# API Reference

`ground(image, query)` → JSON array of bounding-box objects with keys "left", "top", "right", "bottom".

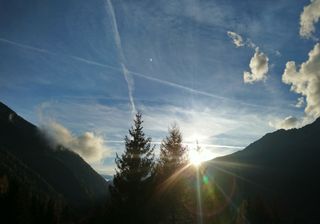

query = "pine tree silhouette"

[
  {"left": 155, "top": 124, "right": 189, "bottom": 223},
  {"left": 109, "top": 112, "right": 155, "bottom": 223}
]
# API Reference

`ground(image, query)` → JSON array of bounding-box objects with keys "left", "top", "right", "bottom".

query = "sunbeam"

[
  {"left": 1, "top": 0, "right": 320, "bottom": 223},
  {"left": 207, "top": 160, "right": 270, "bottom": 192},
  {"left": 155, "top": 163, "right": 192, "bottom": 196},
  {"left": 196, "top": 168, "right": 204, "bottom": 224}
]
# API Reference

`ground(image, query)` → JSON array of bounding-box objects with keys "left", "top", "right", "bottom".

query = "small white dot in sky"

[{"left": 149, "top": 58, "right": 153, "bottom": 62}]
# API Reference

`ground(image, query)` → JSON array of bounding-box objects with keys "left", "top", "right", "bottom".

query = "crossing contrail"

[
  {"left": 0, "top": 37, "right": 228, "bottom": 102},
  {"left": 0, "top": 37, "right": 280, "bottom": 111},
  {"left": 105, "top": 0, "right": 136, "bottom": 114}
]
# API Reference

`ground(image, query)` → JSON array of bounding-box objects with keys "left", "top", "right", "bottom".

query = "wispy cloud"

[
  {"left": 269, "top": 116, "right": 301, "bottom": 130},
  {"left": 37, "top": 100, "right": 273, "bottom": 153},
  {"left": 105, "top": 0, "right": 136, "bottom": 114},
  {"left": 163, "top": 0, "right": 233, "bottom": 28},
  {"left": 227, "top": 31, "right": 244, "bottom": 47},
  {"left": 226, "top": 31, "right": 256, "bottom": 49}
]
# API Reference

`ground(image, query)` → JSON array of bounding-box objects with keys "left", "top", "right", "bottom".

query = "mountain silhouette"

[
  {"left": 207, "top": 117, "right": 320, "bottom": 222},
  {"left": 2, "top": 100, "right": 320, "bottom": 223},
  {"left": 0, "top": 102, "right": 109, "bottom": 222}
]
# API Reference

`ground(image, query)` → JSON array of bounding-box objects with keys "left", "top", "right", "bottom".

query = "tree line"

[
  {"left": 0, "top": 111, "right": 280, "bottom": 223},
  {"left": 106, "top": 112, "right": 236, "bottom": 224},
  {"left": 107, "top": 112, "right": 189, "bottom": 223}
]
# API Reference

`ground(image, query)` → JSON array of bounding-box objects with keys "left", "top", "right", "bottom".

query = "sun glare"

[
  {"left": 189, "top": 148, "right": 214, "bottom": 167},
  {"left": 189, "top": 150, "right": 203, "bottom": 166}
]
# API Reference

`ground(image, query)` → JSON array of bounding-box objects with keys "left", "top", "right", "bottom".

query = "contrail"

[
  {"left": 0, "top": 38, "right": 56, "bottom": 55},
  {"left": 0, "top": 37, "right": 228, "bottom": 103},
  {"left": 104, "top": 0, "right": 136, "bottom": 114},
  {"left": 0, "top": 37, "right": 281, "bottom": 111},
  {"left": 106, "top": 140, "right": 244, "bottom": 149}
]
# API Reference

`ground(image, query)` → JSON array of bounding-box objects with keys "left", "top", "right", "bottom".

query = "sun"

[
  {"left": 189, "top": 150, "right": 203, "bottom": 166},
  {"left": 188, "top": 148, "right": 215, "bottom": 167}
]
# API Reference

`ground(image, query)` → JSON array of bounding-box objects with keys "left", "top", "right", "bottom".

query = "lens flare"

[
  {"left": 189, "top": 148, "right": 215, "bottom": 167},
  {"left": 189, "top": 150, "right": 203, "bottom": 166}
]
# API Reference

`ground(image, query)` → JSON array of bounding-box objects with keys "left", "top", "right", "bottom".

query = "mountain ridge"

[
  {"left": 0, "top": 101, "right": 109, "bottom": 221},
  {"left": 207, "top": 116, "right": 320, "bottom": 222}
]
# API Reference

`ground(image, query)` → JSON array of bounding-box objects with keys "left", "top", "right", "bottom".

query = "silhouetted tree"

[
  {"left": 109, "top": 112, "right": 155, "bottom": 223},
  {"left": 155, "top": 124, "right": 189, "bottom": 223},
  {"left": 159, "top": 124, "right": 187, "bottom": 170}
]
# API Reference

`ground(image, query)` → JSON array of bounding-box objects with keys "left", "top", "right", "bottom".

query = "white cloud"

[
  {"left": 282, "top": 43, "right": 320, "bottom": 119},
  {"left": 227, "top": 31, "right": 244, "bottom": 47},
  {"left": 243, "top": 48, "right": 269, "bottom": 83},
  {"left": 41, "top": 121, "right": 110, "bottom": 163},
  {"left": 166, "top": 1, "right": 233, "bottom": 27},
  {"left": 269, "top": 116, "right": 300, "bottom": 130},
  {"left": 295, "top": 96, "right": 305, "bottom": 108},
  {"left": 299, "top": 0, "right": 320, "bottom": 39},
  {"left": 226, "top": 32, "right": 269, "bottom": 84},
  {"left": 274, "top": 43, "right": 320, "bottom": 129},
  {"left": 227, "top": 31, "right": 256, "bottom": 49}
]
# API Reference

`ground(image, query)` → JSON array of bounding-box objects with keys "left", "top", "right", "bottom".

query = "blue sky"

[{"left": 1, "top": 0, "right": 320, "bottom": 174}]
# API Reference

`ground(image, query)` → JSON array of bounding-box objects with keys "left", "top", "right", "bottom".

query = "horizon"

[{"left": 1, "top": 0, "right": 320, "bottom": 175}]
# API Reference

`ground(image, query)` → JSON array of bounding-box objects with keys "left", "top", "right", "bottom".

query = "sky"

[{"left": 1, "top": 0, "right": 320, "bottom": 175}]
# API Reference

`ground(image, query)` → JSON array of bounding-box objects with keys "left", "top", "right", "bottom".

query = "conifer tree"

[
  {"left": 109, "top": 112, "right": 155, "bottom": 223},
  {"left": 156, "top": 124, "right": 189, "bottom": 223},
  {"left": 159, "top": 124, "right": 187, "bottom": 173}
]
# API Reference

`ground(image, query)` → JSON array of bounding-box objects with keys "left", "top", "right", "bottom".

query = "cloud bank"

[
  {"left": 41, "top": 121, "right": 109, "bottom": 163},
  {"left": 271, "top": 1, "right": 320, "bottom": 130},
  {"left": 282, "top": 43, "right": 320, "bottom": 119},
  {"left": 299, "top": 0, "right": 320, "bottom": 39},
  {"left": 243, "top": 48, "right": 269, "bottom": 83},
  {"left": 269, "top": 116, "right": 300, "bottom": 130},
  {"left": 274, "top": 43, "right": 320, "bottom": 129}
]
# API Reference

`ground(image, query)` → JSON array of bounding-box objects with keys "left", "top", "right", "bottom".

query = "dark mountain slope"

[
  {"left": 206, "top": 118, "right": 320, "bottom": 222},
  {"left": 0, "top": 102, "right": 109, "bottom": 221}
]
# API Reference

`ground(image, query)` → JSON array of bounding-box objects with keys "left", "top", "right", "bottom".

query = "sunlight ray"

[
  {"left": 209, "top": 160, "right": 257, "bottom": 169},
  {"left": 208, "top": 162, "right": 270, "bottom": 192},
  {"left": 155, "top": 163, "right": 192, "bottom": 196},
  {"left": 196, "top": 168, "right": 204, "bottom": 224}
]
